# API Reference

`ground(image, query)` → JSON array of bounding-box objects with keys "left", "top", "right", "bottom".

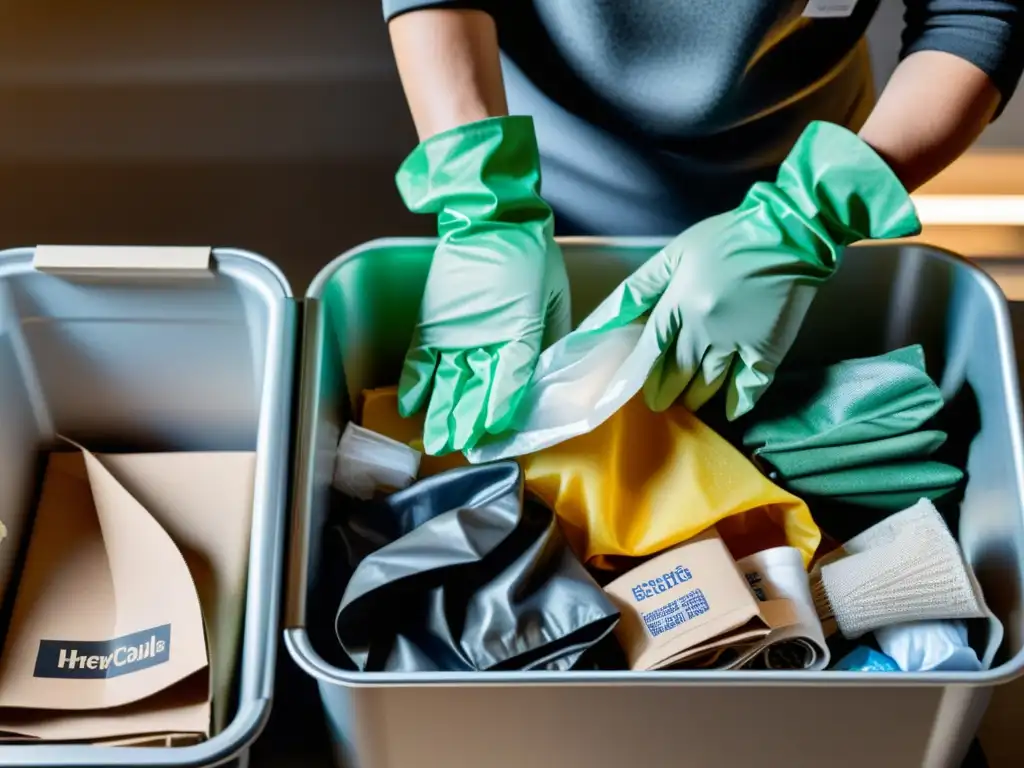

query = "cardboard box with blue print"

[
  {"left": 604, "top": 529, "right": 825, "bottom": 671},
  {"left": 0, "top": 441, "right": 254, "bottom": 745}
]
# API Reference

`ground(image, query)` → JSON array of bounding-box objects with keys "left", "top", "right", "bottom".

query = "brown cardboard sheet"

[{"left": 0, "top": 444, "right": 254, "bottom": 744}]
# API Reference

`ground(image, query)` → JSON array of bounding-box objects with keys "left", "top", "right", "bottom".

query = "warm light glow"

[{"left": 911, "top": 195, "right": 1024, "bottom": 226}]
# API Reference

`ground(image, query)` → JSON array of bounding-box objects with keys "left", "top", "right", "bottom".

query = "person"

[{"left": 381, "top": 1, "right": 1023, "bottom": 456}]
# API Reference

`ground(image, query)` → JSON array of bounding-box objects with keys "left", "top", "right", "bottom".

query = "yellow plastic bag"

[{"left": 360, "top": 387, "right": 820, "bottom": 569}]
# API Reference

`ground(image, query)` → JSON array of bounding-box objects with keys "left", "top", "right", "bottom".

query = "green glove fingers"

[
  {"left": 423, "top": 353, "right": 472, "bottom": 456},
  {"left": 681, "top": 347, "right": 738, "bottom": 414},
  {"left": 418, "top": 338, "right": 548, "bottom": 456},
  {"left": 395, "top": 116, "right": 569, "bottom": 455},
  {"left": 487, "top": 338, "right": 541, "bottom": 432},
  {"left": 641, "top": 315, "right": 719, "bottom": 414},
  {"left": 452, "top": 342, "right": 539, "bottom": 450},
  {"left": 416, "top": 341, "right": 540, "bottom": 454},
  {"left": 541, "top": 256, "right": 573, "bottom": 346},
  {"left": 397, "top": 345, "right": 438, "bottom": 419},
  {"left": 725, "top": 352, "right": 775, "bottom": 422},
  {"left": 575, "top": 247, "right": 677, "bottom": 336},
  {"left": 638, "top": 281, "right": 693, "bottom": 412},
  {"left": 449, "top": 348, "right": 498, "bottom": 452}
]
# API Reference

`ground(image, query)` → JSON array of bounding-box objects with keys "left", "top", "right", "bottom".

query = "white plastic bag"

[
  {"left": 874, "top": 621, "right": 982, "bottom": 672},
  {"left": 467, "top": 313, "right": 661, "bottom": 462},
  {"left": 334, "top": 423, "right": 421, "bottom": 500}
]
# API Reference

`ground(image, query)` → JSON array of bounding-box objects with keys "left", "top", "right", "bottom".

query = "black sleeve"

[
  {"left": 383, "top": 0, "right": 495, "bottom": 22},
  {"left": 901, "top": 0, "right": 1024, "bottom": 112}
]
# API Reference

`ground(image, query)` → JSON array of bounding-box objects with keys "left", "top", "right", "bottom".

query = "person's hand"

[
  {"left": 580, "top": 121, "right": 922, "bottom": 419},
  {"left": 396, "top": 116, "right": 570, "bottom": 455}
]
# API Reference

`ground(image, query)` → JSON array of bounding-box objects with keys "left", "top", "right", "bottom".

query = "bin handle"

[{"left": 33, "top": 245, "right": 213, "bottom": 277}]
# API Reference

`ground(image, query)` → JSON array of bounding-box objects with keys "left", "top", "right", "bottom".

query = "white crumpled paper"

[{"left": 736, "top": 546, "right": 830, "bottom": 671}]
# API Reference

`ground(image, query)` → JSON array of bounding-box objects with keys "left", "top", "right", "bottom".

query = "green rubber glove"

[
  {"left": 579, "top": 121, "right": 922, "bottom": 420},
  {"left": 742, "top": 345, "right": 964, "bottom": 510},
  {"left": 395, "top": 117, "right": 570, "bottom": 456}
]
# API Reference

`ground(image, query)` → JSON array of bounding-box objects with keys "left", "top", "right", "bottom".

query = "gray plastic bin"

[
  {"left": 0, "top": 246, "right": 296, "bottom": 767},
  {"left": 286, "top": 237, "right": 1024, "bottom": 768}
]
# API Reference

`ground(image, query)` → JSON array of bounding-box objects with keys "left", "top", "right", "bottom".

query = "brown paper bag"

[
  {"left": 604, "top": 529, "right": 802, "bottom": 671},
  {"left": 0, "top": 444, "right": 255, "bottom": 743}
]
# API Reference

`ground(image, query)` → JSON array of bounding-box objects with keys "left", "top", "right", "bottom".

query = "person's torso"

[
  {"left": 498, "top": 0, "right": 880, "bottom": 148},
  {"left": 494, "top": 0, "right": 880, "bottom": 233}
]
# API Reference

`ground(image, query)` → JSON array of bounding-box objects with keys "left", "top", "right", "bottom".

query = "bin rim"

[
  {"left": 304, "top": 236, "right": 651, "bottom": 299},
  {"left": 0, "top": 245, "right": 293, "bottom": 766},
  {"left": 214, "top": 245, "right": 294, "bottom": 299},
  {"left": 288, "top": 236, "right": 1024, "bottom": 690},
  {"left": 0, "top": 245, "right": 294, "bottom": 300},
  {"left": 284, "top": 625, "right": 1003, "bottom": 688},
  {"left": 0, "top": 698, "right": 271, "bottom": 768}
]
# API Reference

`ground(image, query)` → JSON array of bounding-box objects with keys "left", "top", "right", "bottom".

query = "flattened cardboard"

[
  {"left": 604, "top": 529, "right": 804, "bottom": 671},
  {"left": 97, "top": 451, "right": 255, "bottom": 732},
  {"left": 0, "top": 446, "right": 255, "bottom": 743},
  {"left": 0, "top": 672, "right": 209, "bottom": 743}
]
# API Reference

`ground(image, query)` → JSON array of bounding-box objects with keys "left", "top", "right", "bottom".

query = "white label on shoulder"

[{"left": 802, "top": 0, "right": 858, "bottom": 18}]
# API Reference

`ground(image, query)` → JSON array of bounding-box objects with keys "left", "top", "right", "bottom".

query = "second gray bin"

[
  {"left": 0, "top": 246, "right": 296, "bottom": 767},
  {"left": 287, "top": 237, "right": 1024, "bottom": 768}
]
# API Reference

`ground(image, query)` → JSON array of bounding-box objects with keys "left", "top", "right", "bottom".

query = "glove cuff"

[
  {"left": 775, "top": 121, "right": 922, "bottom": 247},
  {"left": 395, "top": 116, "right": 553, "bottom": 238}
]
